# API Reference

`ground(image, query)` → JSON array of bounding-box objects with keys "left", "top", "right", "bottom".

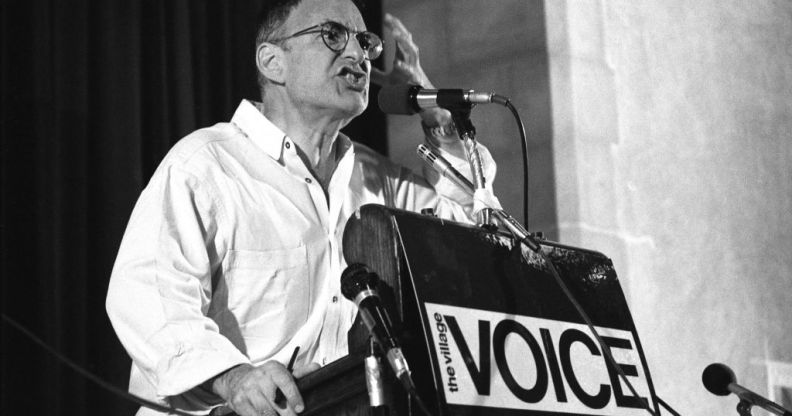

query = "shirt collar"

[
  {"left": 231, "top": 99, "right": 288, "bottom": 161},
  {"left": 230, "top": 99, "right": 355, "bottom": 164}
]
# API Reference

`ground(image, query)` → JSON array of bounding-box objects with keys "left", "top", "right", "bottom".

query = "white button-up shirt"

[{"left": 106, "top": 100, "right": 497, "bottom": 414}]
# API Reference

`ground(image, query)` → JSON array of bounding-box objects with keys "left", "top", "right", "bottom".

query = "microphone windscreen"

[
  {"left": 340, "top": 263, "right": 379, "bottom": 300},
  {"left": 702, "top": 363, "right": 736, "bottom": 396},
  {"left": 377, "top": 84, "right": 419, "bottom": 115}
]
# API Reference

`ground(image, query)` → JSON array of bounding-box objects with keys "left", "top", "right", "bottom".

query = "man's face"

[{"left": 278, "top": 0, "right": 371, "bottom": 121}]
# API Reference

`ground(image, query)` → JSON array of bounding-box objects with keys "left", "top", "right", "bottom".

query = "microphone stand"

[
  {"left": 733, "top": 391, "right": 792, "bottom": 416},
  {"left": 447, "top": 105, "right": 493, "bottom": 227},
  {"left": 737, "top": 399, "right": 753, "bottom": 416},
  {"left": 365, "top": 339, "right": 389, "bottom": 416}
]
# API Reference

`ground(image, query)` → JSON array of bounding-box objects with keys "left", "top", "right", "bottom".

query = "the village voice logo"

[{"left": 425, "top": 303, "right": 653, "bottom": 415}]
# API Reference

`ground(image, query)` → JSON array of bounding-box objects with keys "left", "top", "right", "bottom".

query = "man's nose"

[{"left": 341, "top": 34, "right": 366, "bottom": 63}]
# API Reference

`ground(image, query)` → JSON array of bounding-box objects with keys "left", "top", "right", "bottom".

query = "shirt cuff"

[{"left": 150, "top": 327, "right": 250, "bottom": 398}]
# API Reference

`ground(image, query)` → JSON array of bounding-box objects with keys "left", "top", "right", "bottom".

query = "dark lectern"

[{"left": 297, "top": 204, "right": 658, "bottom": 416}]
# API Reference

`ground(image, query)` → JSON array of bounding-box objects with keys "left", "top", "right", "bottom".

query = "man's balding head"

[{"left": 254, "top": 0, "right": 365, "bottom": 93}]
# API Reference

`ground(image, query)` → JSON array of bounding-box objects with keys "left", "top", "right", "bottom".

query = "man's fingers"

[
  {"left": 232, "top": 380, "right": 279, "bottom": 416},
  {"left": 229, "top": 395, "right": 263, "bottom": 416},
  {"left": 270, "top": 391, "right": 298, "bottom": 416},
  {"left": 392, "top": 38, "right": 406, "bottom": 62},
  {"left": 385, "top": 15, "right": 417, "bottom": 48},
  {"left": 216, "top": 361, "right": 307, "bottom": 416},
  {"left": 384, "top": 13, "right": 411, "bottom": 41},
  {"left": 379, "top": 13, "right": 428, "bottom": 87},
  {"left": 248, "top": 387, "right": 278, "bottom": 416},
  {"left": 386, "top": 16, "right": 418, "bottom": 65},
  {"left": 270, "top": 368, "right": 304, "bottom": 413}
]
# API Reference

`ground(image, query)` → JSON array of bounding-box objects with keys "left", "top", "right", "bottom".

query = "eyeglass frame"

[{"left": 267, "top": 20, "right": 383, "bottom": 60}]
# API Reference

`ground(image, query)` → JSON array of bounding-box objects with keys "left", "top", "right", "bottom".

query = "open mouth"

[{"left": 338, "top": 66, "right": 367, "bottom": 91}]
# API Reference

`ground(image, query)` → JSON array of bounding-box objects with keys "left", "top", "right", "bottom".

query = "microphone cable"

[
  {"left": 500, "top": 98, "right": 530, "bottom": 229},
  {"left": 657, "top": 396, "right": 682, "bottom": 416},
  {"left": 1, "top": 313, "right": 194, "bottom": 416},
  {"left": 525, "top": 250, "right": 662, "bottom": 416},
  {"left": 409, "top": 388, "right": 434, "bottom": 416}
]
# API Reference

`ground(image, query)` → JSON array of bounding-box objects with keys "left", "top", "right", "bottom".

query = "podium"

[{"left": 297, "top": 204, "right": 658, "bottom": 416}]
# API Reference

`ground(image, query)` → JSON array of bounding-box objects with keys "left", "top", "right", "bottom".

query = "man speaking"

[{"left": 106, "top": 0, "right": 498, "bottom": 415}]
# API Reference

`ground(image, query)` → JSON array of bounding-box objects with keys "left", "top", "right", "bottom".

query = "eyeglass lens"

[{"left": 322, "top": 22, "right": 382, "bottom": 60}]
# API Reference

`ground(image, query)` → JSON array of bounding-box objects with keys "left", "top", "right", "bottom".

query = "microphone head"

[
  {"left": 702, "top": 363, "right": 736, "bottom": 396},
  {"left": 377, "top": 84, "right": 421, "bottom": 115},
  {"left": 341, "top": 263, "right": 380, "bottom": 301}
]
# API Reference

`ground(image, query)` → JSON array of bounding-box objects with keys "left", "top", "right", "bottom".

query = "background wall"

[
  {"left": 387, "top": 0, "right": 792, "bottom": 415},
  {"left": 546, "top": 1, "right": 792, "bottom": 414}
]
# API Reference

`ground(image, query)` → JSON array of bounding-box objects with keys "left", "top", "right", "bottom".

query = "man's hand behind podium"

[{"left": 212, "top": 361, "right": 320, "bottom": 416}]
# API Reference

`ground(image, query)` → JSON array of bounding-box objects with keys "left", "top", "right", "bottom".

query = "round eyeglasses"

[{"left": 271, "top": 21, "right": 383, "bottom": 60}]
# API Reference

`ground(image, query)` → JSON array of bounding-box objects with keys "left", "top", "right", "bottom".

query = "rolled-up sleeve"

[{"left": 106, "top": 161, "right": 248, "bottom": 405}]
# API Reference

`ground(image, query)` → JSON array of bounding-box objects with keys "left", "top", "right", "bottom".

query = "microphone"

[
  {"left": 341, "top": 264, "right": 416, "bottom": 393},
  {"left": 378, "top": 84, "right": 508, "bottom": 115},
  {"left": 702, "top": 363, "right": 792, "bottom": 416},
  {"left": 416, "top": 144, "right": 541, "bottom": 252},
  {"left": 416, "top": 144, "right": 475, "bottom": 194}
]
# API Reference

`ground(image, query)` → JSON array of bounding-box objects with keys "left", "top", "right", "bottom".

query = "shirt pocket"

[{"left": 223, "top": 245, "right": 309, "bottom": 333}]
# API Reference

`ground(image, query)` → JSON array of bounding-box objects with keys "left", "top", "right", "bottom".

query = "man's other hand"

[
  {"left": 212, "top": 361, "right": 320, "bottom": 416},
  {"left": 371, "top": 13, "right": 433, "bottom": 89},
  {"left": 372, "top": 13, "right": 462, "bottom": 153}
]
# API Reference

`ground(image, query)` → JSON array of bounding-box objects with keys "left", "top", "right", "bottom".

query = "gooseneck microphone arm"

[
  {"left": 448, "top": 104, "right": 493, "bottom": 226},
  {"left": 703, "top": 363, "right": 792, "bottom": 416}
]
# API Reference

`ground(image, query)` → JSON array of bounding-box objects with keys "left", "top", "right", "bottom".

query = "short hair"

[
  {"left": 253, "top": 0, "right": 367, "bottom": 93},
  {"left": 254, "top": 0, "right": 304, "bottom": 91}
]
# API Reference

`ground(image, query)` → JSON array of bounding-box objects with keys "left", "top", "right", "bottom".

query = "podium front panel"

[{"left": 343, "top": 205, "right": 658, "bottom": 416}]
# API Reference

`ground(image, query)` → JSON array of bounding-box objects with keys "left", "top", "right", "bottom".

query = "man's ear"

[{"left": 256, "top": 42, "right": 286, "bottom": 84}]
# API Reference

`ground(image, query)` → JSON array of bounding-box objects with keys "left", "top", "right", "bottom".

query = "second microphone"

[{"left": 341, "top": 263, "right": 416, "bottom": 393}]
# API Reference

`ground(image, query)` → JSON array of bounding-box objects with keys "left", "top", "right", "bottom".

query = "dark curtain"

[{"left": 0, "top": 0, "right": 384, "bottom": 414}]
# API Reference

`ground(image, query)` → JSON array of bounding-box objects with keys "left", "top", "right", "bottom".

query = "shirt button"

[
  {"left": 332, "top": 296, "right": 338, "bottom": 303},
  {"left": 305, "top": 178, "right": 312, "bottom": 184},
  {"left": 285, "top": 141, "right": 291, "bottom": 149},
  {"left": 322, "top": 357, "right": 327, "bottom": 365}
]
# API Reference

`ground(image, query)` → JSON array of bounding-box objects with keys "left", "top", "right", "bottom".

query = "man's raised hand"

[{"left": 371, "top": 13, "right": 434, "bottom": 89}]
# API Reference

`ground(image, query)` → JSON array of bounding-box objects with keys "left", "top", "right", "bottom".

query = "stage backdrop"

[{"left": 0, "top": 0, "right": 383, "bottom": 414}]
